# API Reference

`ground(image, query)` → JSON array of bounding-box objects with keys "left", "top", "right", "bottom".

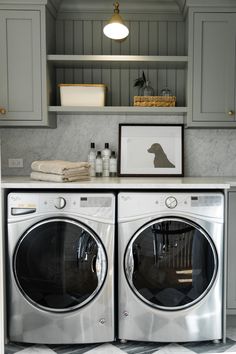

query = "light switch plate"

[{"left": 8, "top": 158, "right": 24, "bottom": 168}]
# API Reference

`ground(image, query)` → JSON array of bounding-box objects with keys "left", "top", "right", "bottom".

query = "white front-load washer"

[
  {"left": 118, "top": 192, "right": 224, "bottom": 342},
  {"left": 7, "top": 192, "right": 115, "bottom": 344}
]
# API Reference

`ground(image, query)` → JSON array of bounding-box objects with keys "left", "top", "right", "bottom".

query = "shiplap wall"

[{"left": 55, "top": 16, "right": 186, "bottom": 106}]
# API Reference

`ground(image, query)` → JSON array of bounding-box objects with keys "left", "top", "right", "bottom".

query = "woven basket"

[{"left": 134, "top": 95, "right": 176, "bottom": 107}]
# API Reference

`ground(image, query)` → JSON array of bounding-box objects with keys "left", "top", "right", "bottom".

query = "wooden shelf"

[
  {"left": 47, "top": 55, "right": 188, "bottom": 69},
  {"left": 49, "top": 106, "right": 188, "bottom": 115}
]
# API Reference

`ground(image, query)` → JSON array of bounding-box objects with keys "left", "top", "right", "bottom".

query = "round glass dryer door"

[
  {"left": 14, "top": 218, "right": 107, "bottom": 312},
  {"left": 124, "top": 218, "right": 218, "bottom": 310}
]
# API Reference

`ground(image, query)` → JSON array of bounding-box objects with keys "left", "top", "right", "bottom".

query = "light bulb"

[
  {"left": 103, "top": 2, "right": 129, "bottom": 40},
  {"left": 103, "top": 22, "right": 129, "bottom": 40}
]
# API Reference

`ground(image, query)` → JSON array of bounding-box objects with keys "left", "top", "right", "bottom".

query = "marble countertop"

[{"left": 1, "top": 176, "right": 236, "bottom": 189}]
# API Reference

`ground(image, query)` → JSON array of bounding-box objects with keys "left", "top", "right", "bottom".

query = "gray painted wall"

[{"left": 0, "top": 115, "right": 235, "bottom": 177}]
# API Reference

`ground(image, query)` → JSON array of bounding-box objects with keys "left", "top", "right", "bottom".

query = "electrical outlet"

[{"left": 8, "top": 158, "right": 24, "bottom": 168}]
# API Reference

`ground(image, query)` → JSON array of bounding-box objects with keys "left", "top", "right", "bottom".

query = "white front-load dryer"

[
  {"left": 7, "top": 192, "right": 115, "bottom": 344},
  {"left": 118, "top": 192, "right": 224, "bottom": 342}
]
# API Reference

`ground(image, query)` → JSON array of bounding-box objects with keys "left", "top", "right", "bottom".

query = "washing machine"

[
  {"left": 118, "top": 192, "right": 224, "bottom": 342},
  {"left": 7, "top": 192, "right": 115, "bottom": 344}
]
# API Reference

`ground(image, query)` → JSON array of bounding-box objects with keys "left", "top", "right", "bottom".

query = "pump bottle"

[
  {"left": 109, "top": 151, "right": 117, "bottom": 177},
  {"left": 95, "top": 151, "right": 103, "bottom": 177},
  {"left": 88, "top": 142, "right": 96, "bottom": 177},
  {"left": 101, "top": 143, "right": 111, "bottom": 177}
]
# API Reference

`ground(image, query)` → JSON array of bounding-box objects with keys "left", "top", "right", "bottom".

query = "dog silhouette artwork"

[{"left": 147, "top": 143, "right": 175, "bottom": 168}]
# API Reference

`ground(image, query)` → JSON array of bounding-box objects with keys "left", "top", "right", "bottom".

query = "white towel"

[
  {"left": 62, "top": 168, "right": 90, "bottom": 177},
  {"left": 30, "top": 171, "right": 90, "bottom": 183},
  {"left": 31, "top": 160, "right": 90, "bottom": 175}
]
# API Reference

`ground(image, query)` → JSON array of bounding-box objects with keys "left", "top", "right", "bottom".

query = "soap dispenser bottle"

[
  {"left": 109, "top": 151, "right": 117, "bottom": 177},
  {"left": 95, "top": 151, "right": 103, "bottom": 177},
  {"left": 88, "top": 142, "right": 96, "bottom": 177},
  {"left": 101, "top": 143, "right": 111, "bottom": 177}
]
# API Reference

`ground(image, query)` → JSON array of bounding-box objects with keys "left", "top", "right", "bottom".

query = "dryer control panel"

[{"left": 118, "top": 192, "right": 224, "bottom": 221}]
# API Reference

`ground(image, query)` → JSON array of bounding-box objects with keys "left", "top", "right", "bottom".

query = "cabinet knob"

[
  {"left": 228, "top": 110, "right": 234, "bottom": 116},
  {"left": 0, "top": 107, "right": 6, "bottom": 115}
]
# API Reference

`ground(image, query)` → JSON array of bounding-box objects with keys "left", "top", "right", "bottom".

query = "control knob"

[
  {"left": 165, "top": 196, "right": 177, "bottom": 209},
  {"left": 54, "top": 197, "right": 66, "bottom": 209}
]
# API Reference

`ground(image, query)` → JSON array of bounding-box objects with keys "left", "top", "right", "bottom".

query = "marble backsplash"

[{"left": 0, "top": 114, "right": 235, "bottom": 177}]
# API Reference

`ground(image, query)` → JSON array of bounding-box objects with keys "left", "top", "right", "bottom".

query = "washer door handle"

[
  {"left": 91, "top": 255, "right": 97, "bottom": 273},
  {"left": 126, "top": 247, "right": 134, "bottom": 280}
]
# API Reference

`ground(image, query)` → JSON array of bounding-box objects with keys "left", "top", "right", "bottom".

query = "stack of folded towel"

[{"left": 30, "top": 160, "right": 90, "bottom": 182}]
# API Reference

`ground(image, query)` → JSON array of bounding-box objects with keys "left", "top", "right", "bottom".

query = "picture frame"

[{"left": 118, "top": 124, "right": 184, "bottom": 177}]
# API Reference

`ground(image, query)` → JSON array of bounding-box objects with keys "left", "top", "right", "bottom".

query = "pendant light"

[{"left": 103, "top": 1, "right": 129, "bottom": 40}]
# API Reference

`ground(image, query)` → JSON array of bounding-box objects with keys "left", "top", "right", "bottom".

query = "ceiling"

[{"left": 52, "top": 0, "right": 186, "bottom": 14}]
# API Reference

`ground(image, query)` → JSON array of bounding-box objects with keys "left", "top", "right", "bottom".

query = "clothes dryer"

[
  {"left": 7, "top": 192, "right": 115, "bottom": 344},
  {"left": 118, "top": 192, "right": 224, "bottom": 342}
]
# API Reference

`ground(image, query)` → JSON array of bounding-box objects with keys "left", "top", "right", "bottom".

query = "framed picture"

[{"left": 118, "top": 124, "right": 184, "bottom": 177}]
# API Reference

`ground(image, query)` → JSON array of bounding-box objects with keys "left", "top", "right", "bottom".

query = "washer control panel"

[
  {"left": 8, "top": 193, "right": 115, "bottom": 223},
  {"left": 165, "top": 196, "right": 178, "bottom": 209}
]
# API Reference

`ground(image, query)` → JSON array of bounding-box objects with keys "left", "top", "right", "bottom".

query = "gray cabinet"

[
  {"left": 188, "top": 12, "right": 236, "bottom": 128},
  {"left": 227, "top": 191, "right": 236, "bottom": 310},
  {"left": 0, "top": 8, "right": 55, "bottom": 127}
]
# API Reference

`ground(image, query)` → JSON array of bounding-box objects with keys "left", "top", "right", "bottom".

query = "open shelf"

[
  {"left": 48, "top": 55, "right": 188, "bottom": 115},
  {"left": 49, "top": 106, "right": 188, "bottom": 115},
  {"left": 47, "top": 55, "right": 188, "bottom": 69}
]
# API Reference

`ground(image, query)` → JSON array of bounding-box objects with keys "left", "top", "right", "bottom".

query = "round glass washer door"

[
  {"left": 124, "top": 217, "right": 218, "bottom": 311},
  {"left": 13, "top": 218, "right": 107, "bottom": 312}
]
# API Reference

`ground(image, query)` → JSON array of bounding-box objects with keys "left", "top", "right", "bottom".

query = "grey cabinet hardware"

[{"left": 0, "top": 107, "right": 6, "bottom": 115}]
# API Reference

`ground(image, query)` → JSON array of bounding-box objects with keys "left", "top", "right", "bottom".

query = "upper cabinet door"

[
  {"left": 0, "top": 10, "right": 42, "bottom": 123},
  {"left": 188, "top": 12, "right": 236, "bottom": 127}
]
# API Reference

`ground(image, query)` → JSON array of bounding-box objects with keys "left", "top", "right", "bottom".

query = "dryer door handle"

[
  {"left": 92, "top": 246, "right": 107, "bottom": 287},
  {"left": 126, "top": 247, "right": 134, "bottom": 280}
]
